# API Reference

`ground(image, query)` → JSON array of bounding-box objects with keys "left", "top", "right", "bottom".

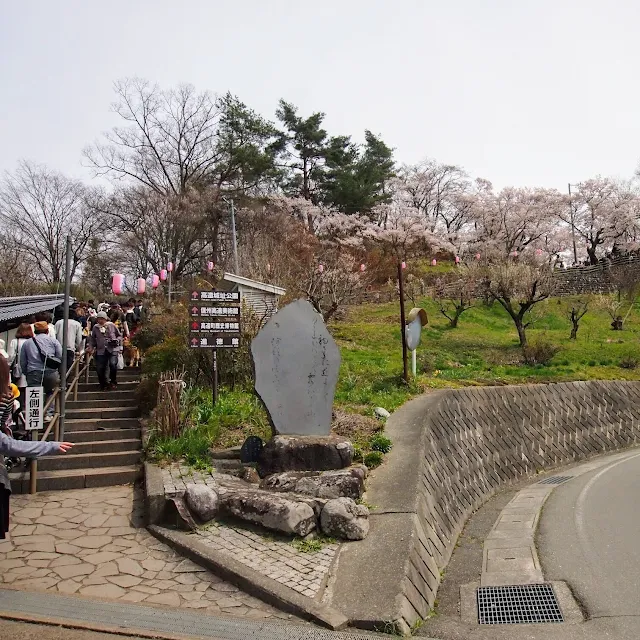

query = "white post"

[{"left": 412, "top": 349, "right": 417, "bottom": 378}]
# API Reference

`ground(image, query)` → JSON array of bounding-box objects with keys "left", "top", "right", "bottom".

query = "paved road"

[{"left": 537, "top": 450, "right": 640, "bottom": 640}]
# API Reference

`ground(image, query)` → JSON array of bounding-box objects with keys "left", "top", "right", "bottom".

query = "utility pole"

[
  {"left": 568, "top": 183, "right": 578, "bottom": 266},
  {"left": 223, "top": 197, "right": 240, "bottom": 275},
  {"left": 398, "top": 261, "right": 408, "bottom": 383},
  {"left": 59, "top": 235, "right": 72, "bottom": 441},
  {"left": 168, "top": 264, "right": 172, "bottom": 305}
]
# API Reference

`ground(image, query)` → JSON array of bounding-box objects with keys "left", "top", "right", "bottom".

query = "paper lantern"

[
  {"left": 360, "top": 264, "right": 366, "bottom": 272},
  {"left": 167, "top": 262, "right": 174, "bottom": 273},
  {"left": 111, "top": 274, "right": 124, "bottom": 296},
  {"left": 152, "top": 274, "right": 160, "bottom": 289},
  {"left": 455, "top": 256, "right": 460, "bottom": 264},
  {"left": 137, "top": 278, "right": 146, "bottom": 295},
  {"left": 431, "top": 259, "right": 437, "bottom": 267},
  {"left": 160, "top": 269, "right": 168, "bottom": 281},
  {"left": 318, "top": 264, "right": 324, "bottom": 273},
  {"left": 511, "top": 250, "right": 518, "bottom": 258},
  {"left": 475, "top": 253, "right": 481, "bottom": 260},
  {"left": 401, "top": 261, "right": 407, "bottom": 270},
  {"left": 536, "top": 248, "right": 543, "bottom": 256},
  {"left": 206, "top": 261, "right": 214, "bottom": 272}
]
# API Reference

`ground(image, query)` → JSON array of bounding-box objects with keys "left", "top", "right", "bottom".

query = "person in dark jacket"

[
  {"left": 0, "top": 355, "right": 73, "bottom": 538},
  {"left": 87, "top": 312, "right": 121, "bottom": 390}
]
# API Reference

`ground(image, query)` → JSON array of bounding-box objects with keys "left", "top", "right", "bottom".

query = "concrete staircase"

[{"left": 10, "top": 367, "right": 143, "bottom": 493}]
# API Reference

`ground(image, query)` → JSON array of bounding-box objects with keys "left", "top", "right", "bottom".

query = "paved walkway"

[
  {"left": 163, "top": 463, "right": 341, "bottom": 599},
  {"left": 0, "top": 485, "right": 290, "bottom": 621}
]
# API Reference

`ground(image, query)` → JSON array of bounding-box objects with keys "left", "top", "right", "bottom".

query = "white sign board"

[{"left": 25, "top": 387, "right": 43, "bottom": 431}]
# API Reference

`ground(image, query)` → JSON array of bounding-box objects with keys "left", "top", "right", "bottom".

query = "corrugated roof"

[
  {"left": 0, "top": 294, "right": 74, "bottom": 323},
  {"left": 221, "top": 273, "right": 286, "bottom": 296}
]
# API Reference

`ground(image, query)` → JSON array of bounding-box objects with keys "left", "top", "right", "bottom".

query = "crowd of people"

[{"left": 0, "top": 298, "right": 147, "bottom": 425}]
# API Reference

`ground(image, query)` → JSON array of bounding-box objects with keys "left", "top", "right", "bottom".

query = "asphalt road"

[{"left": 537, "top": 450, "right": 640, "bottom": 640}]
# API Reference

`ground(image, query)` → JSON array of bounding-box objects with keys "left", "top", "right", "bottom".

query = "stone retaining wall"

[{"left": 331, "top": 381, "right": 640, "bottom": 633}]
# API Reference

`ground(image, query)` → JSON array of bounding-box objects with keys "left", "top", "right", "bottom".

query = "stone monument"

[
  {"left": 251, "top": 299, "right": 353, "bottom": 477},
  {"left": 251, "top": 299, "right": 341, "bottom": 436}
]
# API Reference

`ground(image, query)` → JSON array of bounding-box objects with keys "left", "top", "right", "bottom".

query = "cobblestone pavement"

[
  {"left": 0, "top": 485, "right": 291, "bottom": 620},
  {"left": 162, "top": 464, "right": 341, "bottom": 599}
]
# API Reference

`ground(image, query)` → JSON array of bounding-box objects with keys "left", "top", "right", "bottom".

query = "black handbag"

[{"left": 32, "top": 337, "right": 62, "bottom": 370}]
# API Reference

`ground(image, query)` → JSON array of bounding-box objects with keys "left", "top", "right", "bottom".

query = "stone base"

[
  {"left": 257, "top": 435, "right": 354, "bottom": 478},
  {"left": 260, "top": 468, "right": 366, "bottom": 500}
]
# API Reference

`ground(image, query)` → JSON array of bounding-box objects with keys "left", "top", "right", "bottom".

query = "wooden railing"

[{"left": 28, "top": 352, "right": 93, "bottom": 494}]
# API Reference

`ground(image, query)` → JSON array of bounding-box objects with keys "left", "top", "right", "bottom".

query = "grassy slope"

[
  {"left": 149, "top": 294, "right": 640, "bottom": 467},
  {"left": 333, "top": 296, "right": 640, "bottom": 414}
]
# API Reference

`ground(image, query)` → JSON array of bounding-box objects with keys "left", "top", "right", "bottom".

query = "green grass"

[{"left": 148, "top": 294, "right": 640, "bottom": 466}]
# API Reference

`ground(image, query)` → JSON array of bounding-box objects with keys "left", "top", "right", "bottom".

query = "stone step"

[
  {"left": 75, "top": 389, "right": 137, "bottom": 402},
  {"left": 37, "top": 450, "right": 141, "bottom": 471},
  {"left": 77, "top": 381, "right": 138, "bottom": 393},
  {"left": 9, "top": 465, "right": 141, "bottom": 494},
  {"left": 66, "top": 407, "right": 139, "bottom": 420},
  {"left": 65, "top": 428, "right": 142, "bottom": 443},
  {"left": 87, "top": 370, "right": 141, "bottom": 382},
  {"left": 67, "top": 398, "right": 138, "bottom": 410},
  {"left": 65, "top": 439, "right": 141, "bottom": 455},
  {"left": 64, "top": 417, "right": 140, "bottom": 432}
]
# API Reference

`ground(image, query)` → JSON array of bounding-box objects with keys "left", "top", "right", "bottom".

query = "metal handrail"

[{"left": 29, "top": 352, "right": 94, "bottom": 494}]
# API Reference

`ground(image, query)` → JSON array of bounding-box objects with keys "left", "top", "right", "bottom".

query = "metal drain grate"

[
  {"left": 537, "top": 475, "right": 573, "bottom": 485},
  {"left": 477, "top": 584, "right": 564, "bottom": 625}
]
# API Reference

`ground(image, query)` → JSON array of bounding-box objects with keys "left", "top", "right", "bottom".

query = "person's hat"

[
  {"left": 96, "top": 311, "right": 109, "bottom": 320},
  {"left": 34, "top": 321, "right": 49, "bottom": 333}
]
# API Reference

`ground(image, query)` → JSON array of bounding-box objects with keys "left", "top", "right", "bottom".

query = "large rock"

[
  {"left": 320, "top": 497, "right": 369, "bottom": 540},
  {"left": 257, "top": 435, "right": 354, "bottom": 478},
  {"left": 261, "top": 468, "right": 365, "bottom": 500},
  {"left": 184, "top": 484, "right": 219, "bottom": 522},
  {"left": 220, "top": 489, "right": 317, "bottom": 536},
  {"left": 251, "top": 299, "right": 341, "bottom": 436}
]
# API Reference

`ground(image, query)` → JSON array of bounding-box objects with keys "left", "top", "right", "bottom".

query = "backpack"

[{"left": 10, "top": 339, "right": 23, "bottom": 381}]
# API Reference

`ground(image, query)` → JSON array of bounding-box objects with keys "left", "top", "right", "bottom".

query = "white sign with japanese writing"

[{"left": 26, "top": 386, "right": 44, "bottom": 431}]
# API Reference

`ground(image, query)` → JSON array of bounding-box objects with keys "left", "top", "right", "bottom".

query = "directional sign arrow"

[
  {"left": 190, "top": 337, "right": 199, "bottom": 346},
  {"left": 191, "top": 321, "right": 199, "bottom": 330}
]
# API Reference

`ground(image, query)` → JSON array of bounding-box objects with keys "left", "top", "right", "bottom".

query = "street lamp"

[{"left": 222, "top": 197, "right": 240, "bottom": 275}]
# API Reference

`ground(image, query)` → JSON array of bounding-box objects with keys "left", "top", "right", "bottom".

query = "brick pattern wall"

[
  {"left": 399, "top": 381, "right": 640, "bottom": 627},
  {"left": 553, "top": 255, "right": 640, "bottom": 295}
]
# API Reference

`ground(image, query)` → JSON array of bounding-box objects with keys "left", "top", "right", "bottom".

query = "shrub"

[
  {"left": 364, "top": 451, "right": 384, "bottom": 468},
  {"left": 522, "top": 341, "right": 560, "bottom": 366},
  {"left": 369, "top": 433, "right": 392, "bottom": 453},
  {"left": 619, "top": 355, "right": 639, "bottom": 370}
]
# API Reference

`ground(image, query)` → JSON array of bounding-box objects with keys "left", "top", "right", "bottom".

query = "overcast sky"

[{"left": 1, "top": 0, "right": 639, "bottom": 190}]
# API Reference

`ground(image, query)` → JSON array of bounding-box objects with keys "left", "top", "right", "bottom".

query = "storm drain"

[
  {"left": 537, "top": 475, "right": 573, "bottom": 485},
  {"left": 477, "top": 584, "right": 564, "bottom": 625}
]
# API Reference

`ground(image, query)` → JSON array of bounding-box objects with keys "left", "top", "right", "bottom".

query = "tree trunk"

[
  {"left": 570, "top": 322, "right": 578, "bottom": 340},
  {"left": 515, "top": 320, "right": 527, "bottom": 347},
  {"left": 587, "top": 245, "right": 598, "bottom": 265}
]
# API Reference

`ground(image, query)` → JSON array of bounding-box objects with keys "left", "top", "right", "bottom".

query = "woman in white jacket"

[{"left": 7, "top": 323, "right": 33, "bottom": 413}]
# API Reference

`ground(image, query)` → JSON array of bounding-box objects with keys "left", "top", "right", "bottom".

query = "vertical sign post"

[
  {"left": 26, "top": 386, "right": 43, "bottom": 495},
  {"left": 189, "top": 290, "right": 241, "bottom": 406}
]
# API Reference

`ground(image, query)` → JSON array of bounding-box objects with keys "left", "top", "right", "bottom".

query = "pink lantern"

[
  {"left": 206, "top": 261, "right": 214, "bottom": 272},
  {"left": 111, "top": 274, "right": 124, "bottom": 296},
  {"left": 475, "top": 253, "right": 481, "bottom": 260},
  {"left": 401, "top": 261, "right": 407, "bottom": 270},
  {"left": 511, "top": 250, "right": 518, "bottom": 258},
  {"left": 431, "top": 259, "right": 437, "bottom": 267},
  {"left": 167, "top": 262, "right": 174, "bottom": 273},
  {"left": 318, "top": 264, "right": 324, "bottom": 273},
  {"left": 455, "top": 255, "right": 460, "bottom": 264},
  {"left": 360, "top": 264, "right": 366, "bottom": 272},
  {"left": 160, "top": 269, "right": 168, "bottom": 281},
  {"left": 152, "top": 274, "right": 160, "bottom": 289},
  {"left": 535, "top": 248, "right": 543, "bottom": 256},
  {"left": 137, "top": 278, "right": 146, "bottom": 295}
]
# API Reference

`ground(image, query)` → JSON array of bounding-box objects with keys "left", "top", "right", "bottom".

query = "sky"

[{"left": 1, "top": 0, "right": 639, "bottom": 190}]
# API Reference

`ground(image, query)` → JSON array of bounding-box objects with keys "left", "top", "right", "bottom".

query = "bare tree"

[
  {"left": 481, "top": 261, "right": 554, "bottom": 347},
  {"left": 563, "top": 297, "right": 589, "bottom": 340},
  {"left": 84, "top": 78, "right": 278, "bottom": 197},
  {"left": 0, "top": 161, "right": 104, "bottom": 283},
  {"left": 433, "top": 274, "right": 476, "bottom": 328}
]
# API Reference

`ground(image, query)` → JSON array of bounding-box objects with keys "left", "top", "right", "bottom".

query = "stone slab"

[{"left": 251, "top": 299, "right": 341, "bottom": 436}]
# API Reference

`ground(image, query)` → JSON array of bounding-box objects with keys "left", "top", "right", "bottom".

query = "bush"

[
  {"left": 364, "top": 451, "right": 384, "bottom": 468},
  {"left": 522, "top": 341, "right": 560, "bottom": 366},
  {"left": 369, "top": 433, "right": 392, "bottom": 453},
  {"left": 619, "top": 355, "right": 639, "bottom": 370}
]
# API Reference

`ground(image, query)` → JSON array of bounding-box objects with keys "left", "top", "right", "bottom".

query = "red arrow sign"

[
  {"left": 191, "top": 306, "right": 199, "bottom": 315},
  {"left": 190, "top": 337, "right": 199, "bottom": 346},
  {"left": 191, "top": 321, "right": 199, "bottom": 330},
  {"left": 191, "top": 291, "right": 199, "bottom": 300}
]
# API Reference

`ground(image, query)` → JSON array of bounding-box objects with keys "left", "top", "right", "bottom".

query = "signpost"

[
  {"left": 189, "top": 291, "right": 241, "bottom": 405},
  {"left": 26, "top": 386, "right": 43, "bottom": 495}
]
